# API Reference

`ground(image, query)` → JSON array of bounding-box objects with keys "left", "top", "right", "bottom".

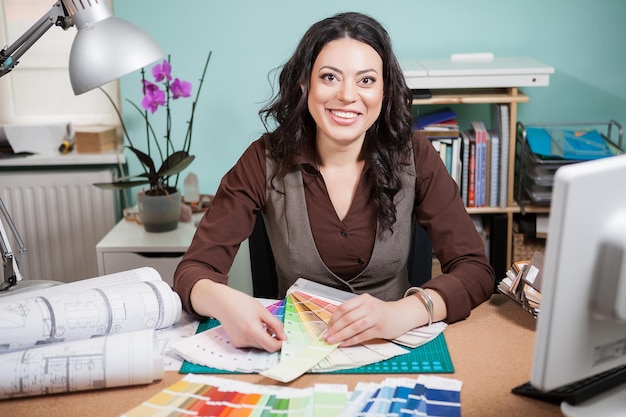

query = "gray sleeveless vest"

[{"left": 262, "top": 142, "right": 415, "bottom": 300}]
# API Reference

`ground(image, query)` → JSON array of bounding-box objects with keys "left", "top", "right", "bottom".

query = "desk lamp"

[
  {"left": 0, "top": 0, "right": 163, "bottom": 94},
  {"left": 0, "top": 0, "right": 163, "bottom": 294}
]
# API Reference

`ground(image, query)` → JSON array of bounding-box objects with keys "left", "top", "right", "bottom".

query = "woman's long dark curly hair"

[{"left": 259, "top": 12, "right": 414, "bottom": 233}]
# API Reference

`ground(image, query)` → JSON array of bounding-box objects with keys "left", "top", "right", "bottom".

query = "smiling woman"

[
  {"left": 173, "top": 11, "right": 494, "bottom": 354},
  {"left": 308, "top": 38, "right": 383, "bottom": 148},
  {"left": 308, "top": 37, "right": 384, "bottom": 221}
]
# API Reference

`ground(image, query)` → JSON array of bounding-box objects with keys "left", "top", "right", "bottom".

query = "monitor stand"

[{"left": 561, "top": 383, "right": 626, "bottom": 417}]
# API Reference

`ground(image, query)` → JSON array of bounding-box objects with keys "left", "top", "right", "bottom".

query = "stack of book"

[
  {"left": 497, "top": 251, "right": 543, "bottom": 317},
  {"left": 413, "top": 105, "right": 511, "bottom": 208},
  {"left": 460, "top": 122, "right": 500, "bottom": 208},
  {"left": 414, "top": 108, "right": 461, "bottom": 184}
]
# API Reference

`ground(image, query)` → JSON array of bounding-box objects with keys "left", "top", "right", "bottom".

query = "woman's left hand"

[{"left": 323, "top": 293, "right": 420, "bottom": 347}]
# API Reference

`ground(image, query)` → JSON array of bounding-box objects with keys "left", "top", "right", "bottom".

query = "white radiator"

[{"left": 0, "top": 169, "right": 118, "bottom": 283}]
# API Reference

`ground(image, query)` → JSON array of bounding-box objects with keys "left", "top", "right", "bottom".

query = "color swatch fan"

[
  {"left": 260, "top": 290, "right": 341, "bottom": 382},
  {"left": 172, "top": 279, "right": 448, "bottom": 382}
]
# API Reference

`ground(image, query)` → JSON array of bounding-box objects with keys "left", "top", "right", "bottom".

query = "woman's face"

[{"left": 307, "top": 37, "right": 383, "bottom": 148}]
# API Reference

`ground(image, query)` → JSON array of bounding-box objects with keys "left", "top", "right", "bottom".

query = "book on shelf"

[
  {"left": 491, "top": 104, "right": 510, "bottom": 207},
  {"left": 467, "top": 131, "right": 477, "bottom": 207},
  {"left": 430, "top": 136, "right": 462, "bottom": 184},
  {"left": 417, "top": 118, "right": 460, "bottom": 142},
  {"left": 461, "top": 131, "right": 471, "bottom": 206},
  {"left": 489, "top": 129, "right": 501, "bottom": 207},
  {"left": 417, "top": 109, "right": 461, "bottom": 184},
  {"left": 421, "top": 127, "right": 460, "bottom": 139},
  {"left": 0, "top": 267, "right": 182, "bottom": 400},
  {"left": 471, "top": 121, "right": 489, "bottom": 208},
  {"left": 482, "top": 130, "right": 490, "bottom": 208},
  {"left": 459, "top": 121, "right": 504, "bottom": 209},
  {"left": 413, "top": 107, "right": 457, "bottom": 130},
  {"left": 450, "top": 133, "right": 462, "bottom": 184},
  {"left": 442, "top": 109, "right": 509, "bottom": 210}
]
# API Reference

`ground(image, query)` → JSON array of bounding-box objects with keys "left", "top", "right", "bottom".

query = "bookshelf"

[{"left": 411, "top": 87, "right": 548, "bottom": 273}]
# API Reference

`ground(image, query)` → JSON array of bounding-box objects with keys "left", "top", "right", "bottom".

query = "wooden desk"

[{"left": 0, "top": 295, "right": 562, "bottom": 417}]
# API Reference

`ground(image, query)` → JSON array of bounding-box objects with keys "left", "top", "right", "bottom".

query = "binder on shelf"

[
  {"left": 493, "top": 104, "right": 510, "bottom": 207},
  {"left": 489, "top": 130, "right": 501, "bottom": 207},
  {"left": 485, "top": 130, "right": 492, "bottom": 207},
  {"left": 450, "top": 135, "right": 462, "bottom": 184},
  {"left": 461, "top": 132, "right": 471, "bottom": 206}
]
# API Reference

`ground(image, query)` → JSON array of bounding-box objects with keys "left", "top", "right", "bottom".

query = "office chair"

[{"left": 248, "top": 215, "right": 433, "bottom": 298}]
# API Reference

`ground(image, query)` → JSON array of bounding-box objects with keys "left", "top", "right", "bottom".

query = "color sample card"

[
  {"left": 121, "top": 374, "right": 462, "bottom": 417},
  {"left": 171, "top": 300, "right": 285, "bottom": 373},
  {"left": 260, "top": 293, "right": 340, "bottom": 382}
]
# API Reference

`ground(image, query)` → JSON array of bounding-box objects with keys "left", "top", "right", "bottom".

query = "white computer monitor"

[{"left": 530, "top": 153, "right": 626, "bottom": 416}]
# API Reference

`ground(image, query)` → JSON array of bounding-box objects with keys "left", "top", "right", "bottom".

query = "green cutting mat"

[{"left": 179, "top": 318, "right": 454, "bottom": 374}]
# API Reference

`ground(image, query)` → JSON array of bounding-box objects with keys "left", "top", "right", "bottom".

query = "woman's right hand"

[{"left": 190, "top": 279, "right": 287, "bottom": 353}]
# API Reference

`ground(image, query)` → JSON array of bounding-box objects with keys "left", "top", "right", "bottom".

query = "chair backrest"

[
  {"left": 248, "top": 215, "right": 433, "bottom": 298},
  {"left": 248, "top": 215, "right": 278, "bottom": 298},
  {"left": 407, "top": 219, "right": 433, "bottom": 287}
]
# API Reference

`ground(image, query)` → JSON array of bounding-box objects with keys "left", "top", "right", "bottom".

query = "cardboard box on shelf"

[{"left": 75, "top": 125, "right": 119, "bottom": 153}]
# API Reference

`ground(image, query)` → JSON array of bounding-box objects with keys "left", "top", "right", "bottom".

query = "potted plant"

[{"left": 95, "top": 52, "right": 211, "bottom": 232}]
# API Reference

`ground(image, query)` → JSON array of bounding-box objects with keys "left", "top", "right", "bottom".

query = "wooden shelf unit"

[{"left": 412, "top": 87, "right": 531, "bottom": 268}]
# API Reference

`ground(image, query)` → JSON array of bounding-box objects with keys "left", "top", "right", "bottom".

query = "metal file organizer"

[{"left": 514, "top": 120, "right": 624, "bottom": 213}]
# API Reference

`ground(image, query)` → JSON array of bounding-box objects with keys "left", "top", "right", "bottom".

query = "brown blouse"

[{"left": 174, "top": 132, "right": 495, "bottom": 323}]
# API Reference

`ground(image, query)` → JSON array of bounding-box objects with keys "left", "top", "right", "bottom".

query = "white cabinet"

[{"left": 96, "top": 214, "right": 253, "bottom": 294}]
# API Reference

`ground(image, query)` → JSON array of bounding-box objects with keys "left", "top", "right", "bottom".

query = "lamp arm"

[
  {"left": 0, "top": 1, "right": 72, "bottom": 78},
  {"left": 0, "top": 199, "right": 26, "bottom": 291}
]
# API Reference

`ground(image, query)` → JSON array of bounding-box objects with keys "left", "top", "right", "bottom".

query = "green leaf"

[
  {"left": 158, "top": 152, "right": 196, "bottom": 178},
  {"left": 93, "top": 179, "right": 150, "bottom": 190},
  {"left": 127, "top": 146, "right": 157, "bottom": 174}
]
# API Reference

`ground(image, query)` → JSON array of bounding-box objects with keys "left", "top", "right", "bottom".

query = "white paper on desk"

[
  {"left": 2, "top": 121, "right": 74, "bottom": 154},
  {"left": 392, "top": 321, "right": 448, "bottom": 348},
  {"left": 313, "top": 339, "right": 409, "bottom": 372},
  {"left": 324, "top": 339, "right": 409, "bottom": 370},
  {"left": 0, "top": 267, "right": 182, "bottom": 354},
  {"left": 0, "top": 328, "right": 163, "bottom": 400},
  {"left": 154, "top": 311, "right": 199, "bottom": 371},
  {"left": 171, "top": 298, "right": 281, "bottom": 373},
  {"left": 172, "top": 323, "right": 279, "bottom": 373}
]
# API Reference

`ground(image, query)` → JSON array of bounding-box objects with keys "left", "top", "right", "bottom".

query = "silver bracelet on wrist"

[{"left": 404, "top": 287, "right": 434, "bottom": 326}]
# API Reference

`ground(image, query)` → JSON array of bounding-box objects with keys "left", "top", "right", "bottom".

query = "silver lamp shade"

[{"left": 66, "top": 1, "right": 163, "bottom": 95}]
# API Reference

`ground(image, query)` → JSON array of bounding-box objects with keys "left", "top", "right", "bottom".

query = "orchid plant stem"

[{"left": 94, "top": 51, "right": 212, "bottom": 195}]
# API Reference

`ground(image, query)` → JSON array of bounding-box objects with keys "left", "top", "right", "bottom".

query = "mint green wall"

[{"left": 114, "top": 0, "right": 626, "bottom": 195}]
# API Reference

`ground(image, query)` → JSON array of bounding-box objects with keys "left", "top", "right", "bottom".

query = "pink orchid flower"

[
  {"left": 152, "top": 60, "right": 172, "bottom": 82},
  {"left": 140, "top": 80, "right": 166, "bottom": 113},
  {"left": 171, "top": 78, "right": 192, "bottom": 99}
]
